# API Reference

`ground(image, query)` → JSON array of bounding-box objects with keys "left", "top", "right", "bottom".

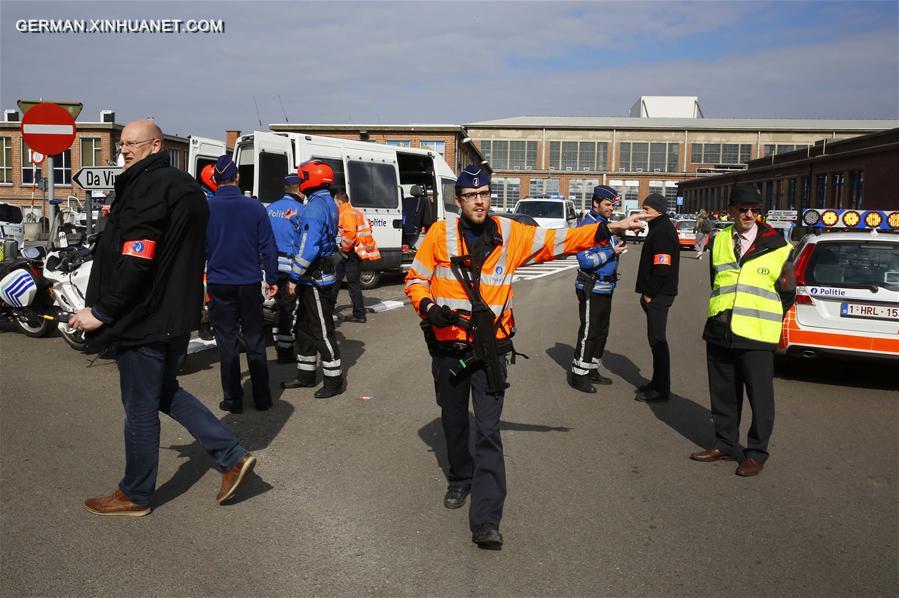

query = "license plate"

[{"left": 840, "top": 302, "right": 899, "bottom": 321}]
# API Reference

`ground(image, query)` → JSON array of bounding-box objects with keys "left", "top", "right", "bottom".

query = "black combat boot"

[
  {"left": 280, "top": 371, "right": 316, "bottom": 389},
  {"left": 568, "top": 373, "right": 596, "bottom": 394},
  {"left": 314, "top": 376, "right": 346, "bottom": 399}
]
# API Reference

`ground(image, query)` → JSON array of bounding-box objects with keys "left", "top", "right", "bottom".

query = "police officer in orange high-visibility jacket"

[
  {"left": 331, "top": 191, "right": 380, "bottom": 323},
  {"left": 404, "top": 164, "right": 646, "bottom": 550}
]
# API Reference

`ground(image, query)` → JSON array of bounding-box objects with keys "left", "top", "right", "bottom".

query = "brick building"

[
  {"left": 465, "top": 113, "right": 898, "bottom": 212},
  {"left": 0, "top": 109, "right": 191, "bottom": 220},
  {"left": 677, "top": 127, "right": 899, "bottom": 213}
]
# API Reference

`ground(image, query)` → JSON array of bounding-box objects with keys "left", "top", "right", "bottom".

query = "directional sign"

[
  {"left": 21, "top": 103, "right": 77, "bottom": 156},
  {"left": 73, "top": 167, "right": 122, "bottom": 190}
]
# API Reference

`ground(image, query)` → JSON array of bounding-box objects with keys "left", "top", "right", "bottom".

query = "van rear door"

[
  {"left": 344, "top": 150, "right": 403, "bottom": 271},
  {"left": 187, "top": 136, "right": 226, "bottom": 179},
  {"left": 233, "top": 132, "right": 293, "bottom": 203}
]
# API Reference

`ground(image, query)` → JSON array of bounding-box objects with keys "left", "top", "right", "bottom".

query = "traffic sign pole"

[{"left": 47, "top": 155, "right": 57, "bottom": 246}]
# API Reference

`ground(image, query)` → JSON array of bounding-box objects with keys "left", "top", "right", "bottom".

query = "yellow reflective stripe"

[{"left": 732, "top": 306, "right": 783, "bottom": 323}]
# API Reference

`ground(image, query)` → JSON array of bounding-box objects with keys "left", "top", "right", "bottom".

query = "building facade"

[
  {"left": 677, "top": 127, "right": 899, "bottom": 214},
  {"left": 465, "top": 116, "right": 898, "bottom": 213}
]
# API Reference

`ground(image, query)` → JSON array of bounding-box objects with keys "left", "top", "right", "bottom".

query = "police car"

[{"left": 778, "top": 208, "right": 899, "bottom": 361}]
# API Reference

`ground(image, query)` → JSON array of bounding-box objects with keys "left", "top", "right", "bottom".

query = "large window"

[
  {"left": 609, "top": 179, "right": 639, "bottom": 205},
  {"left": 547, "top": 141, "right": 609, "bottom": 171},
  {"left": 386, "top": 140, "right": 411, "bottom": 147},
  {"left": 618, "top": 142, "right": 679, "bottom": 172},
  {"left": 51, "top": 149, "right": 72, "bottom": 185},
  {"left": 346, "top": 160, "right": 398, "bottom": 209},
  {"left": 528, "top": 178, "right": 560, "bottom": 198},
  {"left": 80, "top": 137, "right": 103, "bottom": 168},
  {"left": 763, "top": 144, "right": 811, "bottom": 157},
  {"left": 420, "top": 140, "right": 445, "bottom": 157},
  {"left": 691, "top": 143, "right": 752, "bottom": 164},
  {"left": 0, "top": 137, "right": 11, "bottom": 183},
  {"left": 477, "top": 140, "right": 538, "bottom": 170},
  {"left": 169, "top": 148, "right": 182, "bottom": 170},
  {"left": 21, "top": 139, "right": 42, "bottom": 185},
  {"left": 569, "top": 178, "right": 599, "bottom": 212},
  {"left": 491, "top": 177, "right": 520, "bottom": 212}
]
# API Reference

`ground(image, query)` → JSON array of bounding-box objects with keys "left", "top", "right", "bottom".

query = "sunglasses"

[{"left": 737, "top": 207, "right": 761, "bottom": 214}]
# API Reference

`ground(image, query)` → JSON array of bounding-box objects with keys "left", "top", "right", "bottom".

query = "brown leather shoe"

[
  {"left": 690, "top": 448, "right": 736, "bottom": 462},
  {"left": 736, "top": 457, "right": 764, "bottom": 477},
  {"left": 217, "top": 454, "right": 256, "bottom": 503},
  {"left": 83, "top": 489, "right": 151, "bottom": 517}
]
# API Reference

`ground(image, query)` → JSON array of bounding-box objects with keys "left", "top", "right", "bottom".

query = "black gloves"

[{"left": 426, "top": 304, "right": 460, "bottom": 328}]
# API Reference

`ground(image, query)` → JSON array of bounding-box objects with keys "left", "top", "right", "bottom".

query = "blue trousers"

[
  {"left": 208, "top": 283, "right": 272, "bottom": 409},
  {"left": 116, "top": 335, "right": 246, "bottom": 505},
  {"left": 432, "top": 352, "right": 507, "bottom": 531}
]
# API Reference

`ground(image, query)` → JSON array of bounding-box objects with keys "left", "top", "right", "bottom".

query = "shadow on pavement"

[
  {"left": 418, "top": 416, "right": 573, "bottom": 481},
  {"left": 152, "top": 395, "right": 293, "bottom": 510},
  {"left": 603, "top": 350, "right": 714, "bottom": 449},
  {"left": 545, "top": 342, "right": 574, "bottom": 372},
  {"left": 775, "top": 355, "right": 897, "bottom": 391}
]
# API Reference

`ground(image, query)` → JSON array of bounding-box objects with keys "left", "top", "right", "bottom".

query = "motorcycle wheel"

[
  {"left": 60, "top": 327, "right": 87, "bottom": 351},
  {"left": 15, "top": 314, "right": 52, "bottom": 337}
]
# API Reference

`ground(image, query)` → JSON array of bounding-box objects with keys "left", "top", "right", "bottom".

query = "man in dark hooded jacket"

[{"left": 69, "top": 119, "right": 256, "bottom": 516}]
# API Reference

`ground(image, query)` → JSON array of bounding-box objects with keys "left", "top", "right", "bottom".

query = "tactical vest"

[{"left": 708, "top": 226, "right": 791, "bottom": 344}]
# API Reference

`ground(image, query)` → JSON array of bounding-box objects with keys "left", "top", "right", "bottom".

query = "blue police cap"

[
  {"left": 454, "top": 164, "right": 490, "bottom": 190},
  {"left": 283, "top": 174, "right": 301, "bottom": 186},
  {"left": 592, "top": 185, "right": 620, "bottom": 201},
  {"left": 213, "top": 155, "right": 238, "bottom": 183}
]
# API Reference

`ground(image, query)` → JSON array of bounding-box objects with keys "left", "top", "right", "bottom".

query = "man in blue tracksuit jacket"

[
  {"left": 280, "top": 160, "right": 345, "bottom": 398},
  {"left": 266, "top": 174, "right": 305, "bottom": 364},
  {"left": 206, "top": 155, "right": 279, "bottom": 413},
  {"left": 569, "top": 185, "right": 626, "bottom": 393}
]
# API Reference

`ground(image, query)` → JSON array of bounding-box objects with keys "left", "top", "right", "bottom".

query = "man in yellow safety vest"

[{"left": 690, "top": 184, "right": 795, "bottom": 477}]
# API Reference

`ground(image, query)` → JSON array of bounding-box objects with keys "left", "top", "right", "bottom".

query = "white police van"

[
  {"left": 232, "top": 131, "right": 455, "bottom": 287},
  {"left": 186, "top": 136, "right": 227, "bottom": 180}
]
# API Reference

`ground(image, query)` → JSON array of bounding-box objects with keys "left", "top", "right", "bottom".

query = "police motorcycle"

[
  {"left": 0, "top": 245, "right": 68, "bottom": 337},
  {"left": 42, "top": 239, "right": 93, "bottom": 351}
]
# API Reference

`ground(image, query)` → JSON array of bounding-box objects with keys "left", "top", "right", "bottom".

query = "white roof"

[{"left": 466, "top": 116, "right": 898, "bottom": 132}]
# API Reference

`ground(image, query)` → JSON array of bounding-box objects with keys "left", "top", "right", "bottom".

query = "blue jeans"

[{"left": 116, "top": 335, "right": 246, "bottom": 504}]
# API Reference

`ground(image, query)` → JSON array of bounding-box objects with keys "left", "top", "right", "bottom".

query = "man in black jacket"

[
  {"left": 69, "top": 119, "right": 256, "bottom": 516},
  {"left": 634, "top": 193, "right": 679, "bottom": 402}
]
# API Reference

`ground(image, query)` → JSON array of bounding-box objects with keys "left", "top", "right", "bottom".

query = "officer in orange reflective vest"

[
  {"left": 332, "top": 191, "right": 380, "bottom": 323},
  {"left": 404, "top": 165, "right": 645, "bottom": 550}
]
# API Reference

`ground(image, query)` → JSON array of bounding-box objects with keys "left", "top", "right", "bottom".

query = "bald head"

[{"left": 119, "top": 119, "right": 164, "bottom": 170}]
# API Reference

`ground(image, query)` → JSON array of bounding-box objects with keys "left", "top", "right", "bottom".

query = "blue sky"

[{"left": 2, "top": 1, "right": 897, "bottom": 139}]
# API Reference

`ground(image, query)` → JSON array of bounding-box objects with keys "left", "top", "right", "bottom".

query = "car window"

[
  {"left": 514, "top": 201, "right": 564, "bottom": 219},
  {"left": 808, "top": 241, "right": 899, "bottom": 289},
  {"left": 677, "top": 220, "right": 695, "bottom": 231}
]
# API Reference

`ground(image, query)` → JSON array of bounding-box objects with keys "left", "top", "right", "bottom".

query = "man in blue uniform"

[
  {"left": 280, "top": 160, "right": 345, "bottom": 398},
  {"left": 206, "top": 155, "right": 279, "bottom": 413},
  {"left": 569, "top": 185, "right": 626, "bottom": 393},
  {"left": 266, "top": 174, "right": 305, "bottom": 363}
]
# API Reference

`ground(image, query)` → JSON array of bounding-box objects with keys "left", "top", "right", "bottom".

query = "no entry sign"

[{"left": 20, "top": 102, "right": 77, "bottom": 156}]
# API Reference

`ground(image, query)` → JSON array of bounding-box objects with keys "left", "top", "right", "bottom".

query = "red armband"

[
  {"left": 653, "top": 253, "right": 672, "bottom": 265},
  {"left": 122, "top": 239, "right": 157, "bottom": 260}
]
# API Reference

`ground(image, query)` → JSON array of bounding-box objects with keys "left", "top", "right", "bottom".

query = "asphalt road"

[{"left": 1, "top": 249, "right": 896, "bottom": 597}]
